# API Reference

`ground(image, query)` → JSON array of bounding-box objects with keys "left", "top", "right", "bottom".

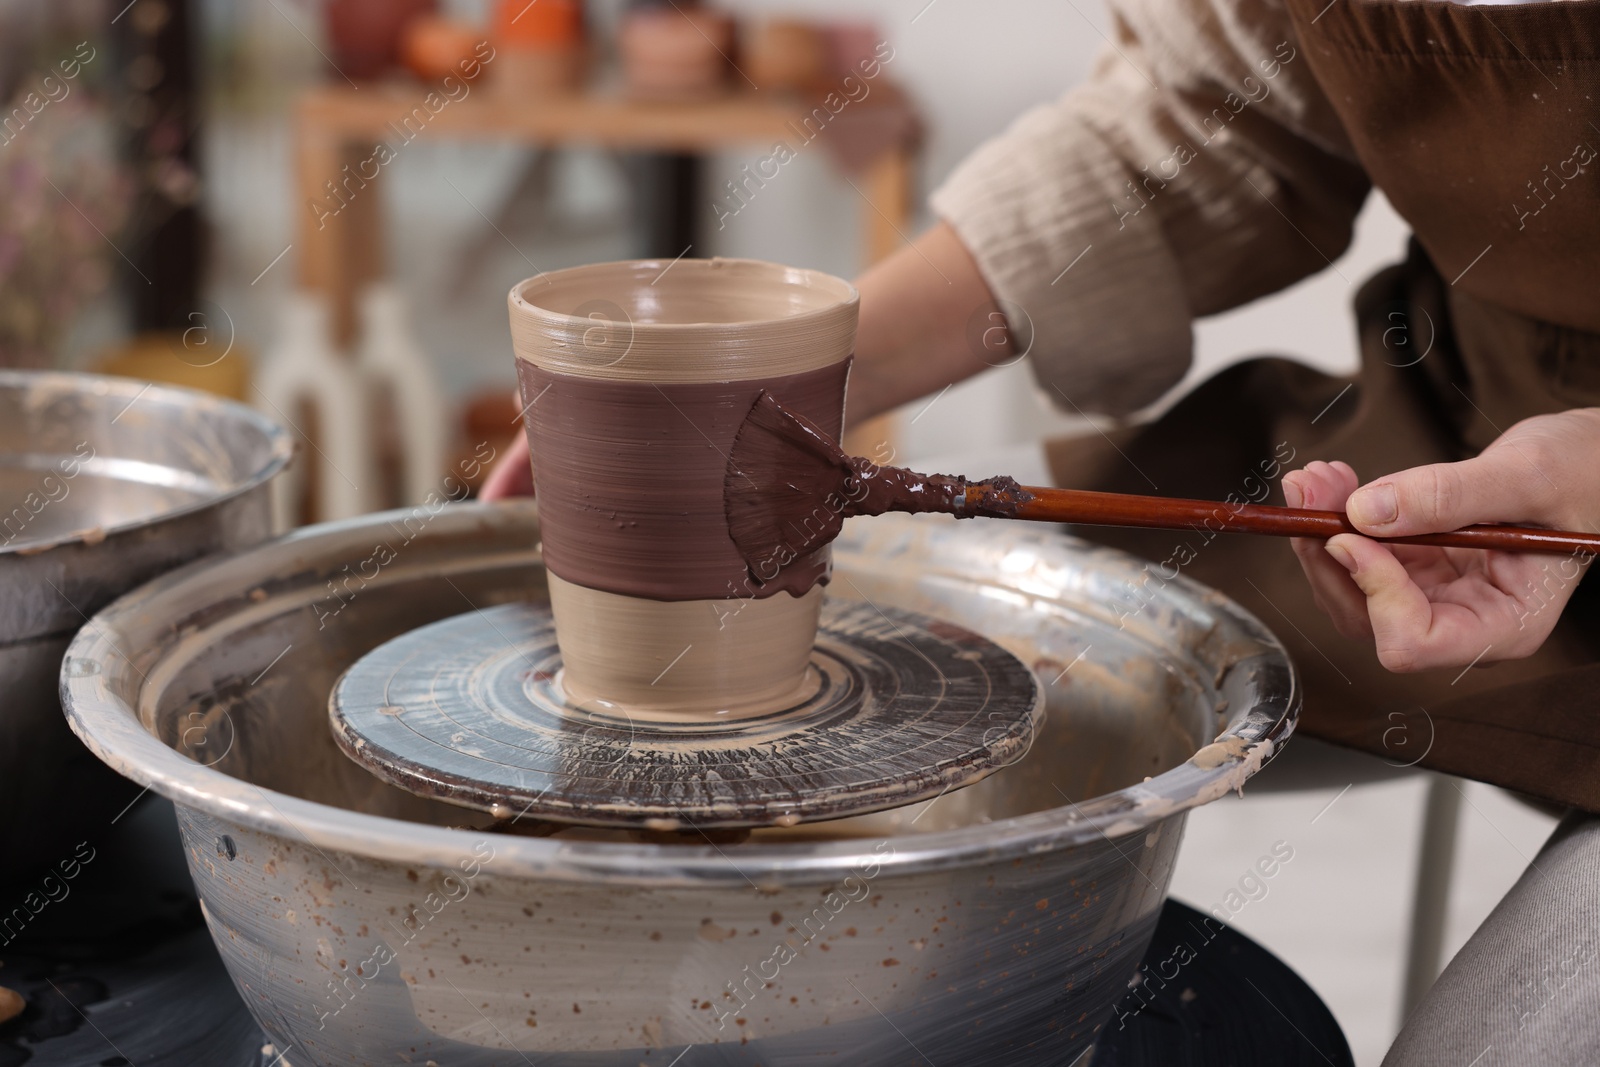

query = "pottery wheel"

[{"left": 329, "top": 599, "right": 1043, "bottom": 829}]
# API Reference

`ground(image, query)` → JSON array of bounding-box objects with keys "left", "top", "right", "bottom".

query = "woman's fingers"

[
  {"left": 1283, "top": 460, "right": 1358, "bottom": 511},
  {"left": 480, "top": 432, "right": 535, "bottom": 500},
  {"left": 1324, "top": 533, "right": 1445, "bottom": 672},
  {"left": 1294, "top": 536, "right": 1375, "bottom": 638},
  {"left": 1283, "top": 467, "right": 1373, "bottom": 638}
]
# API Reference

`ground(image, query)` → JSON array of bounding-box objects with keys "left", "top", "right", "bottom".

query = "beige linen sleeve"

[{"left": 929, "top": 0, "right": 1371, "bottom": 416}]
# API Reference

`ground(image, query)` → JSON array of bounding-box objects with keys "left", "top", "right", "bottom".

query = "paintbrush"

[{"left": 723, "top": 391, "right": 1600, "bottom": 583}]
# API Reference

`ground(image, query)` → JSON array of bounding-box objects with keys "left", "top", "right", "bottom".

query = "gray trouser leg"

[{"left": 1384, "top": 811, "right": 1600, "bottom": 1066}]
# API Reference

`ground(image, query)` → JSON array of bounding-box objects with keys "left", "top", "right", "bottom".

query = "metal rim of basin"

[
  {"left": 0, "top": 369, "right": 292, "bottom": 556},
  {"left": 61, "top": 501, "right": 1299, "bottom": 888}
]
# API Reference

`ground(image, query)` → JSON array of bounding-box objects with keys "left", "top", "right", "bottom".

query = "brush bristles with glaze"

[
  {"left": 724, "top": 393, "right": 859, "bottom": 585},
  {"left": 725, "top": 392, "right": 1021, "bottom": 586}
]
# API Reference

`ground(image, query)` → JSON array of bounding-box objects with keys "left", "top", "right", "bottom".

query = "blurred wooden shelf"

[
  {"left": 294, "top": 80, "right": 921, "bottom": 341},
  {"left": 297, "top": 80, "right": 915, "bottom": 151}
]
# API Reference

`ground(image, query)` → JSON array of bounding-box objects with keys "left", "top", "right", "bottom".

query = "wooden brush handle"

[{"left": 972, "top": 485, "right": 1600, "bottom": 555}]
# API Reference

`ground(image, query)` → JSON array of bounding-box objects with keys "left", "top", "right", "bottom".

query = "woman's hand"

[
  {"left": 480, "top": 430, "right": 534, "bottom": 500},
  {"left": 1282, "top": 409, "right": 1600, "bottom": 673}
]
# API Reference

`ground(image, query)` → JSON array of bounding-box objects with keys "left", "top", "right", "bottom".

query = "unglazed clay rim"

[
  {"left": 0, "top": 370, "right": 293, "bottom": 556},
  {"left": 508, "top": 257, "right": 859, "bottom": 381},
  {"left": 61, "top": 502, "right": 1298, "bottom": 888}
]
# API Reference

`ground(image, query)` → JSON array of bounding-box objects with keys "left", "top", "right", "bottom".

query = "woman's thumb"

[{"left": 1344, "top": 453, "right": 1532, "bottom": 536}]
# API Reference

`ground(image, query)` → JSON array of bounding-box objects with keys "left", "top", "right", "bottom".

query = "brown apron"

[{"left": 1048, "top": 0, "right": 1600, "bottom": 810}]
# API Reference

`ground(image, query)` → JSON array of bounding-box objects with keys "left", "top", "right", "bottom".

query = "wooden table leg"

[
  {"left": 285, "top": 115, "right": 388, "bottom": 526},
  {"left": 294, "top": 118, "right": 385, "bottom": 347},
  {"left": 631, "top": 152, "right": 701, "bottom": 260},
  {"left": 860, "top": 147, "right": 913, "bottom": 267},
  {"left": 845, "top": 146, "right": 916, "bottom": 459}
]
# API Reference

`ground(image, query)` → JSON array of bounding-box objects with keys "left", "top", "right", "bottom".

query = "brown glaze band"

[{"left": 519, "top": 357, "right": 850, "bottom": 602}]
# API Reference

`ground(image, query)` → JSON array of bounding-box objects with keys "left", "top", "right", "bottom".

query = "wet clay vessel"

[{"left": 508, "top": 258, "right": 858, "bottom": 716}]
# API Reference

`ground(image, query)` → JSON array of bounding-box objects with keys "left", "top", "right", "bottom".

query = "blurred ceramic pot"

[
  {"left": 743, "top": 19, "right": 826, "bottom": 92},
  {"left": 490, "top": 0, "right": 586, "bottom": 96},
  {"left": 494, "top": 46, "right": 587, "bottom": 97},
  {"left": 822, "top": 21, "right": 884, "bottom": 81},
  {"left": 493, "top": 0, "right": 583, "bottom": 48},
  {"left": 619, "top": 6, "right": 733, "bottom": 99},
  {"left": 324, "top": 0, "right": 437, "bottom": 80},
  {"left": 400, "top": 16, "right": 486, "bottom": 83}
]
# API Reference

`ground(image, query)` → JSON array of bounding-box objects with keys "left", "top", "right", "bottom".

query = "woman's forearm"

[{"left": 846, "top": 221, "right": 1014, "bottom": 426}]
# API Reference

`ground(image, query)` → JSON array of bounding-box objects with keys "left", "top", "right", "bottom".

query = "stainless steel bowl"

[
  {"left": 61, "top": 503, "right": 1296, "bottom": 1065},
  {"left": 1, "top": 370, "right": 289, "bottom": 878}
]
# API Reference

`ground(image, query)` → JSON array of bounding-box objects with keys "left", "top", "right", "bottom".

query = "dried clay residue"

[
  {"left": 1190, "top": 735, "right": 1254, "bottom": 770},
  {"left": 965, "top": 475, "right": 1035, "bottom": 520}
]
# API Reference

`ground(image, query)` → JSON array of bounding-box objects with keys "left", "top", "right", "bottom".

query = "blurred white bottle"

[
  {"left": 357, "top": 282, "right": 447, "bottom": 506},
  {"left": 255, "top": 290, "right": 376, "bottom": 528}
]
